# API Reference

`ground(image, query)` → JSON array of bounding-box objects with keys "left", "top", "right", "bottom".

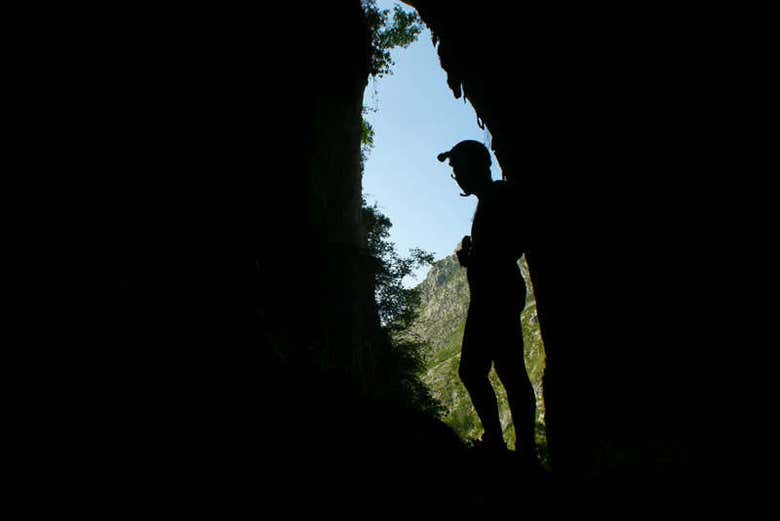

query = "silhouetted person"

[{"left": 437, "top": 140, "right": 536, "bottom": 460}]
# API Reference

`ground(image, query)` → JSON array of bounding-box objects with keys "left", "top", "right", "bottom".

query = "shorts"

[{"left": 460, "top": 299, "right": 525, "bottom": 379}]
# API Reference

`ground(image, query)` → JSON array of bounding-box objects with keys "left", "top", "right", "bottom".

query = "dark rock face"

[{"left": 260, "top": 2, "right": 372, "bottom": 374}]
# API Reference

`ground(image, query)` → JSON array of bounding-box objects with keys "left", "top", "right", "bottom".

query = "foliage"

[
  {"left": 362, "top": 1, "right": 423, "bottom": 79},
  {"left": 362, "top": 200, "right": 440, "bottom": 416},
  {"left": 360, "top": 2, "right": 422, "bottom": 163},
  {"left": 360, "top": 117, "right": 375, "bottom": 164},
  {"left": 363, "top": 201, "right": 434, "bottom": 332}
]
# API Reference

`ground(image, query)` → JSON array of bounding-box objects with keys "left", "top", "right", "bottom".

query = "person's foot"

[
  {"left": 473, "top": 435, "right": 507, "bottom": 453},
  {"left": 512, "top": 449, "right": 544, "bottom": 474}
]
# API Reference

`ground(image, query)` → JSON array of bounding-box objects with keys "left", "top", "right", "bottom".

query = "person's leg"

[
  {"left": 494, "top": 312, "right": 536, "bottom": 459},
  {"left": 459, "top": 305, "right": 504, "bottom": 447}
]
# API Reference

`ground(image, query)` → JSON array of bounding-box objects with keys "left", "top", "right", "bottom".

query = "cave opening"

[{"left": 361, "top": 0, "right": 548, "bottom": 460}]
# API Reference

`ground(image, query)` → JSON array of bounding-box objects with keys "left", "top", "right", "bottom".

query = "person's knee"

[
  {"left": 495, "top": 362, "right": 522, "bottom": 388},
  {"left": 497, "top": 365, "right": 534, "bottom": 399},
  {"left": 458, "top": 360, "right": 487, "bottom": 389}
]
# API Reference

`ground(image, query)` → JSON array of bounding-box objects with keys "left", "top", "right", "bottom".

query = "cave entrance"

[{"left": 362, "top": 0, "right": 548, "bottom": 459}]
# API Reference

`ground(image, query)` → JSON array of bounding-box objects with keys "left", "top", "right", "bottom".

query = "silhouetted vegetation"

[
  {"left": 363, "top": 0, "right": 422, "bottom": 79},
  {"left": 361, "top": 201, "right": 441, "bottom": 416},
  {"left": 363, "top": 204, "right": 434, "bottom": 330},
  {"left": 361, "top": 0, "right": 422, "bottom": 163}
]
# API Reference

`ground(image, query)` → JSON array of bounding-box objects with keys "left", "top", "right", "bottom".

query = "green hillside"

[{"left": 407, "top": 254, "right": 547, "bottom": 453}]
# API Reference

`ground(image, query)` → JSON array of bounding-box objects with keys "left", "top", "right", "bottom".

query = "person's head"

[{"left": 437, "top": 140, "right": 492, "bottom": 196}]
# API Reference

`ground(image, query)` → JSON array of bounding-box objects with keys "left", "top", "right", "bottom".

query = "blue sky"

[{"left": 363, "top": 0, "right": 499, "bottom": 286}]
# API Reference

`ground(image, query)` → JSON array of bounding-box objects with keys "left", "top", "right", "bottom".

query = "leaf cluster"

[
  {"left": 361, "top": 200, "right": 440, "bottom": 415},
  {"left": 362, "top": 1, "right": 423, "bottom": 79},
  {"left": 363, "top": 201, "right": 434, "bottom": 333}
]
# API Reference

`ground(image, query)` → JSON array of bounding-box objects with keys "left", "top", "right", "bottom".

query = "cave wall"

[
  {"left": 112, "top": 2, "right": 375, "bottom": 376},
  {"left": 404, "top": 0, "right": 718, "bottom": 481},
  {"left": 113, "top": 1, "right": 384, "bottom": 500},
  {"left": 259, "top": 1, "right": 375, "bottom": 379}
]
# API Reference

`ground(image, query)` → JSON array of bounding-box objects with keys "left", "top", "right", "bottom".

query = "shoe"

[{"left": 473, "top": 435, "right": 507, "bottom": 453}]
